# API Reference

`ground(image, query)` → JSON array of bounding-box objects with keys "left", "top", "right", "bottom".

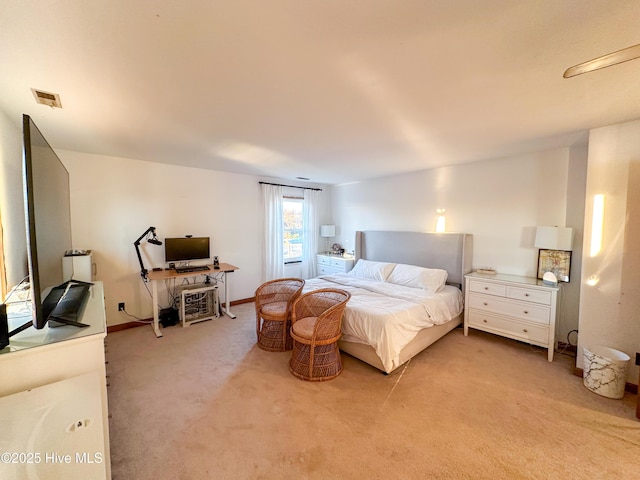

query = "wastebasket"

[{"left": 583, "top": 345, "right": 630, "bottom": 399}]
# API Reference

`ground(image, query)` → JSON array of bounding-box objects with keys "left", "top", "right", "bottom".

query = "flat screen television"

[
  {"left": 164, "top": 237, "right": 210, "bottom": 263},
  {"left": 22, "top": 114, "right": 90, "bottom": 330}
]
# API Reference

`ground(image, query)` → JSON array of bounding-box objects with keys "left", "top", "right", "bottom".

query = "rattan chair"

[
  {"left": 255, "top": 278, "right": 305, "bottom": 351},
  {"left": 289, "top": 288, "right": 351, "bottom": 381}
]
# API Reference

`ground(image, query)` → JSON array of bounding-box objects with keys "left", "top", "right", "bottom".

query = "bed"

[{"left": 304, "top": 231, "right": 473, "bottom": 374}]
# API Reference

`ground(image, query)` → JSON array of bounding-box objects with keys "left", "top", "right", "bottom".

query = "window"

[{"left": 283, "top": 198, "right": 303, "bottom": 262}]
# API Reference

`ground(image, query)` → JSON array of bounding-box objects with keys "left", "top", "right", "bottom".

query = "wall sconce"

[
  {"left": 320, "top": 224, "right": 335, "bottom": 253},
  {"left": 590, "top": 194, "right": 605, "bottom": 257},
  {"left": 435, "top": 209, "right": 446, "bottom": 233},
  {"left": 534, "top": 226, "right": 574, "bottom": 286}
]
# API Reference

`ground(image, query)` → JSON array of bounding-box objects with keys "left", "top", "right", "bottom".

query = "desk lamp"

[{"left": 134, "top": 226, "right": 163, "bottom": 281}]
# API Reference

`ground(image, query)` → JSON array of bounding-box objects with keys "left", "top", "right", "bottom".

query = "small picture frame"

[{"left": 537, "top": 249, "right": 572, "bottom": 282}]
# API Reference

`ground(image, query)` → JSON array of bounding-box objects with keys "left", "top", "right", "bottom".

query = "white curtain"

[
  {"left": 261, "top": 183, "right": 284, "bottom": 281},
  {"left": 301, "top": 188, "right": 320, "bottom": 279}
]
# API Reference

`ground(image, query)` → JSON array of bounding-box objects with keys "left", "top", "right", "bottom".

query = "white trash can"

[{"left": 583, "top": 345, "right": 630, "bottom": 399}]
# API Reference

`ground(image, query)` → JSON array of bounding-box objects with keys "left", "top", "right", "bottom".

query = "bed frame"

[{"left": 337, "top": 230, "right": 473, "bottom": 373}]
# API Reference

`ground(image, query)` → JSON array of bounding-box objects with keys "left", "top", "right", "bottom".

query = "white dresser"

[
  {"left": 316, "top": 254, "right": 354, "bottom": 276},
  {"left": 0, "top": 282, "right": 110, "bottom": 479},
  {"left": 464, "top": 272, "right": 559, "bottom": 362}
]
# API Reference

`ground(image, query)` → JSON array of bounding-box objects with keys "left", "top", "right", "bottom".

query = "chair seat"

[
  {"left": 255, "top": 278, "right": 305, "bottom": 352},
  {"left": 260, "top": 301, "right": 288, "bottom": 320},
  {"left": 291, "top": 316, "right": 318, "bottom": 339},
  {"left": 288, "top": 288, "right": 350, "bottom": 381}
]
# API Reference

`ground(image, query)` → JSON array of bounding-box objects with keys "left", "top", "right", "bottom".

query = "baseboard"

[
  {"left": 557, "top": 341, "right": 577, "bottom": 354},
  {"left": 573, "top": 367, "right": 638, "bottom": 395},
  {"left": 232, "top": 297, "right": 254, "bottom": 305},
  {"left": 107, "top": 321, "right": 145, "bottom": 333},
  {"left": 107, "top": 297, "right": 254, "bottom": 334}
]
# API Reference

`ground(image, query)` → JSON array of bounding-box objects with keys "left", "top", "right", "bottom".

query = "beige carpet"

[{"left": 106, "top": 303, "right": 640, "bottom": 479}]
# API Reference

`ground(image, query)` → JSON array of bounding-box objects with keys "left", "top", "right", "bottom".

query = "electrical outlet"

[{"left": 118, "top": 302, "right": 125, "bottom": 311}]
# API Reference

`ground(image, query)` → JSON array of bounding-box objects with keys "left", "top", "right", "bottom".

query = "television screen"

[
  {"left": 164, "top": 237, "right": 210, "bottom": 263},
  {"left": 23, "top": 115, "right": 75, "bottom": 329}
]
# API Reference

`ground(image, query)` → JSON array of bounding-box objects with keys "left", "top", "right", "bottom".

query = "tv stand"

[
  {"left": 46, "top": 280, "right": 93, "bottom": 328},
  {"left": 0, "top": 282, "right": 110, "bottom": 479},
  {"left": 48, "top": 317, "right": 90, "bottom": 328}
]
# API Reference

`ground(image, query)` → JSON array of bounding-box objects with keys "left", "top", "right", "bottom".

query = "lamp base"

[{"left": 542, "top": 271, "right": 558, "bottom": 286}]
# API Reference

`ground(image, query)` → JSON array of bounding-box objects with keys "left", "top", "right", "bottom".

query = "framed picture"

[{"left": 537, "top": 249, "right": 572, "bottom": 282}]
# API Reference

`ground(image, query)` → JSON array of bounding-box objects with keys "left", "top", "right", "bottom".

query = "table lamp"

[{"left": 320, "top": 225, "right": 335, "bottom": 254}]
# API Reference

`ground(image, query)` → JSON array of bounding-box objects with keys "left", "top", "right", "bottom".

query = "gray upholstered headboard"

[{"left": 354, "top": 231, "right": 473, "bottom": 291}]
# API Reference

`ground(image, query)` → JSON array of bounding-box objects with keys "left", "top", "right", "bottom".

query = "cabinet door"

[{"left": 0, "top": 372, "right": 107, "bottom": 480}]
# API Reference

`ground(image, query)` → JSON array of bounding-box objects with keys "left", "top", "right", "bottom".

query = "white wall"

[
  {"left": 59, "top": 150, "right": 329, "bottom": 326},
  {"left": 0, "top": 111, "right": 28, "bottom": 291},
  {"left": 331, "top": 148, "right": 586, "bottom": 339},
  {"left": 560, "top": 145, "right": 588, "bottom": 346},
  {"left": 577, "top": 119, "right": 640, "bottom": 383}
]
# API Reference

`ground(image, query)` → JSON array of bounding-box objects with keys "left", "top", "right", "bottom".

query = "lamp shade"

[
  {"left": 320, "top": 225, "right": 335, "bottom": 238},
  {"left": 534, "top": 226, "right": 574, "bottom": 251}
]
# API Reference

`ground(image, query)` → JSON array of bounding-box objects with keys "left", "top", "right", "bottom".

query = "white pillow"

[
  {"left": 386, "top": 263, "right": 448, "bottom": 293},
  {"left": 349, "top": 259, "right": 397, "bottom": 282}
]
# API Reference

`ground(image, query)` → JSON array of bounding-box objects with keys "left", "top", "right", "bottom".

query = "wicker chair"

[
  {"left": 255, "top": 278, "right": 305, "bottom": 352},
  {"left": 289, "top": 288, "right": 351, "bottom": 381}
]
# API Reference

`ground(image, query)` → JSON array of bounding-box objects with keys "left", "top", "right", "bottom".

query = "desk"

[{"left": 147, "top": 263, "right": 239, "bottom": 338}]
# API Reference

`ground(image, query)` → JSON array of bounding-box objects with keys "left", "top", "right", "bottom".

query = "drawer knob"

[
  {"left": 483, "top": 319, "right": 488, "bottom": 323},
  {"left": 483, "top": 302, "right": 488, "bottom": 306},
  {"left": 484, "top": 287, "right": 489, "bottom": 290},
  {"left": 524, "top": 310, "right": 529, "bottom": 314},
  {"left": 525, "top": 293, "right": 529, "bottom": 297},
  {"left": 523, "top": 329, "right": 528, "bottom": 333}
]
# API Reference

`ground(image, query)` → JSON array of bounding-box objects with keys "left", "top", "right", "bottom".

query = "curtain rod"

[{"left": 259, "top": 181, "right": 322, "bottom": 191}]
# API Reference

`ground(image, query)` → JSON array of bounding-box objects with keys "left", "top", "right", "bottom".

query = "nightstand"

[
  {"left": 316, "top": 254, "right": 354, "bottom": 276},
  {"left": 464, "top": 272, "right": 560, "bottom": 362}
]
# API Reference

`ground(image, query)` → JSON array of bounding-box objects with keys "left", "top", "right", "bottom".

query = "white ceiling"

[{"left": 1, "top": 0, "right": 640, "bottom": 185}]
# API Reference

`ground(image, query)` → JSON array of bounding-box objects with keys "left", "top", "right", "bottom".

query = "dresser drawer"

[
  {"left": 469, "top": 280, "right": 507, "bottom": 297},
  {"left": 330, "top": 258, "right": 346, "bottom": 268},
  {"left": 318, "top": 264, "right": 340, "bottom": 275},
  {"left": 507, "top": 286, "right": 551, "bottom": 305},
  {"left": 468, "top": 293, "right": 551, "bottom": 325},
  {"left": 467, "top": 310, "right": 549, "bottom": 344},
  {"left": 317, "top": 255, "right": 331, "bottom": 265},
  {"left": 317, "top": 255, "right": 354, "bottom": 274}
]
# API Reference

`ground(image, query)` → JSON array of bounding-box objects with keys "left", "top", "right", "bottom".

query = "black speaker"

[{"left": 0, "top": 303, "right": 9, "bottom": 350}]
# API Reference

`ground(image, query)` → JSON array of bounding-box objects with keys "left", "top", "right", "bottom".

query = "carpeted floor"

[{"left": 106, "top": 303, "right": 640, "bottom": 479}]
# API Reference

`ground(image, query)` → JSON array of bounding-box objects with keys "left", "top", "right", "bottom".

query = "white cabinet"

[
  {"left": 464, "top": 273, "right": 559, "bottom": 362},
  {"left": 63, "top": 251, "right": 95, "bottom": 282},
  {"left": 316, "top": 254, "right": 354, "bottom": 276},
  {"left": 0, "top": 282, "right": 110, "bottom": 479},
  {"left": 0, "top": 372, "right": 107, "bottom": 480}
]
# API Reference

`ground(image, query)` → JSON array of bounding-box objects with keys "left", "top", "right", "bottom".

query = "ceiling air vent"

[{"left": 31, "top": 88, "right": 62, "bottom": 108}]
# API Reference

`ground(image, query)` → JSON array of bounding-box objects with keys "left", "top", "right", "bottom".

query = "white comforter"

[{"left": 303, "top": 274, "right": 463, "bottom": 372}]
